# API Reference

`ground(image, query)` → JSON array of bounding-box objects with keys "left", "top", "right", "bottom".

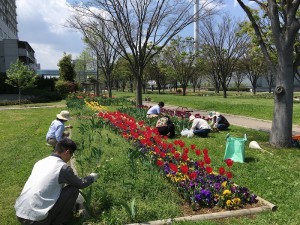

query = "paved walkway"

[
  {"left": 142, "top": 101, "right": 300, "bottom": 135},
  {"left": 0, "top": 105, "right": 66, "bottom": 110}
]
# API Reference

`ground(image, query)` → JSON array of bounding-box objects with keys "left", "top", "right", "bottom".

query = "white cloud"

[{"left": 16, "top": 0, "right": 84, "bottom": 69}]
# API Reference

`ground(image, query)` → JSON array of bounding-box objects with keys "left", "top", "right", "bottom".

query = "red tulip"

[
  {"left": 225, "top": 159, "right": 234, "bottom": 167},
  {"left": 169, "top": 163, "right": 178, "bottom": 173},
  {"left": 195, "top": 149, "right": 201, "bottom": 156},
  {"left": 189, "top": 172, "right": 197, "bottom": 180},
  {"left": 206, "top": 166, "right": 213, "bottom": 174},
  {"left": 226, "top": 171, "right": 233, "bottom": 179},
  {"left": 204, "top": 157, "right": 211, "bottom": 165},
  {"left": 197, "top": 160, "right": 204, "bottom": 168},
  {"left": 174, "top": 152, "right": 181, "bottom": 159},
  {"left": 181, "top": 165, "right": 189, "bottom": 174},
  {"left": 182, "top": 153, "right": 188, "bottom": 161},
  {"left": 219, "top": 167, "right": 225, "bottom": 175},
  {"left": 183, "top": 148, "right": 189, "bottom": 154},
  {"left": 156, "top": 160, "right": 164, "bottom": 167},
  {"left": 190, "top": 144, "right": 196, "bottom": 150}
]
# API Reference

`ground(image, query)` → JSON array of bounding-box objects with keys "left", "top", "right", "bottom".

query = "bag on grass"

[
  {"left": 224, "top": 133, "right": 247, "bottom": 163},
  {"left": 181, "top": 128, "right": 194, "bottom": 138}
]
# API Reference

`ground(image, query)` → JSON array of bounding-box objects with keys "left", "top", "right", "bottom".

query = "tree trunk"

[
  {"left": 136, "top": 76, "right": 143, "bottom": 106},
  {"left": 269, "top": 51, "right": 294, "bottom": 147},
  {"left": 182, "top": 87, "right": 186, "bottom": 96},
  {"left": 18, "top": 88, "right": 21, "bottom": 105}
]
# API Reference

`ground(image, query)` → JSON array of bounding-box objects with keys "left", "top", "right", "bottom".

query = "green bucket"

[{"left": 224, "top": 134, "right": 247, "bottom": 163}]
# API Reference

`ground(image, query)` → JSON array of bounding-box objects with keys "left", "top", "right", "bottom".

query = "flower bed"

[{"left": 97, "top": 111, "right": 258, "bottom": 210}]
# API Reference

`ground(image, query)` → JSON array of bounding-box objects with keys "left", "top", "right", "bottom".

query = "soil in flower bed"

[{"left": 179, "top": 200, "right": 265, "bottom": 217}]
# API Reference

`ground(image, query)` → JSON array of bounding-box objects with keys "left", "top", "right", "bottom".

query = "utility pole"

[{"left": 194, "top": 0, "right": 200, "bottom": 52}]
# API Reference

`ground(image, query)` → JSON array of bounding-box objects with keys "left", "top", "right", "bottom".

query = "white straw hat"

[{"left": 57, "top": 110, "right": 71, "bottom": 121}]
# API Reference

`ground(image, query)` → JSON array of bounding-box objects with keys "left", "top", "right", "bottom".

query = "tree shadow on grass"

[{"left": 244, "top": 157, "right": 257, "bottom": 163}]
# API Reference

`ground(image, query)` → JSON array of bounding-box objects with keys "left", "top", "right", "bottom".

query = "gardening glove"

[{"left": 89, "top": 173, "right": 98, "bottom": 182}]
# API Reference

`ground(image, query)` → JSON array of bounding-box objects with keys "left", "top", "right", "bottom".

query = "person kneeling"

[
  {"left": 15, "top": 139, "right": 98, "bottom": 225},
  {"left": 189, "top": 115, "right": 211, "bottom": 137},
  {"left": 208, "top": 111, "right": 230, "bottom": 131},
  {"left": 156, "top": 116, "right": 175, "bottom": 138}
]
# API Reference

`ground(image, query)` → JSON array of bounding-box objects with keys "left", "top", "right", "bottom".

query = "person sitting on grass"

[
  {"left": 46, "top": 110, "right": 73, "bottom": 148},
  {"left": 15, "top": 138, "right": 98, "bottom": 225},
  {"left": 189, "top": 115, "right": 211, "bottom": 137},
  {"left": 146, "top": 101, "right": 164, "bottom": 118},
  {"left": 208, "top": 111, "right": 230, "bottom": 131},
  {"left": 155, "top": 115, "right": 176, "bottom": 138}
]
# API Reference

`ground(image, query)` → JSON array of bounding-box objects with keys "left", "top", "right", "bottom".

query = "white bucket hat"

[
  {"left": 208, "top": 111, "right": 216, "bottom": 119},
  {"left": 57, "top": 110, "right": 71, "bottom": 121}
]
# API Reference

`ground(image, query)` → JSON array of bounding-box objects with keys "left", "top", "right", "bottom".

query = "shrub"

[
  {"left": 176, "top": 88, "right": 182, "bottom": 93},
  {"left": 55, "top": 80, "right": 79, "bottom": 98}
]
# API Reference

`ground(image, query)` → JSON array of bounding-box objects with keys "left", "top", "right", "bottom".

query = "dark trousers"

[
  {"left": 193, "top": 128, "right": 210, "bottom": 137},
  {"left": 217, "top": 124, "right": 229, "bottom": 131},
  {"left": 17, "top": 185, "right": 79, "bottom": 225},
  {"left": 157, "top": 124, "right": 175, "bottom": 137}
]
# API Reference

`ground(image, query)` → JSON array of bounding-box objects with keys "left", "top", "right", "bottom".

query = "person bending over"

[
  {"left": 189, "top": 115, "right": 211, "bottom": 137},
  {"left": 209, "top": 111, "right": 230, "bottom": 131},
  {"left": 146, "top": 102, "right": 164, "bottom": 118},
  {"left": 15, "top": 138, "right": 98, "bottom": 225},
  {"left": 156, "top": 116, "right": 175, "bottom": 138},
  {"left": 46, "top": 110, "right": 73, "bottom": 148}
]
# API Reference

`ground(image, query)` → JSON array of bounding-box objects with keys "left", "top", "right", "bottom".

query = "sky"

[{"left": 16, "top": 0, "right": 249, "bottom": 70}]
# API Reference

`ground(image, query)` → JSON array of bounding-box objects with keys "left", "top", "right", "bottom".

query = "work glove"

[{"left": 89, "top": 173, "right": 98, "bottom": 182}]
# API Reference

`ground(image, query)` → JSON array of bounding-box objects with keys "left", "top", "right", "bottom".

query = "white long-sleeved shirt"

[
  {"left": 147, "top": 105, "right": 161, "bottom": 115},
  {"left": 190, "top": 118, "right": 211, "bottom": 130}
]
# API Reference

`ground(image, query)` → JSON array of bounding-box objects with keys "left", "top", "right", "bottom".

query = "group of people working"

[
  {"left": 15, "top": 111, "right": 98, "bottom": 225},
  {"left": 14, "top": 103, "right": 228, "bottom": 224},
  {"left": 147, "top": 102, "right": 230, "bottom": 138}
]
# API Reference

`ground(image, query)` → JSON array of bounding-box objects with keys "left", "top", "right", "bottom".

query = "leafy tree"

[
  {"left": 163, "top": 36, "right": 199, "bottom": 96},
  {"left": 236, "top": 0, "right": 300, "bottom": 147},
  {"left": 232, "top": 60, "right": 246, "bottom": 93},
  {"left": 114, "top": 56, "right": 135, "bottom": 92},
  {"left": 191, "top": 57, "right": 207, "bottom": 93},
  {"left": 5, "top": 59, "right": 37, "bottom": 104},
  {"left": 75, "top": 48, "right": 96, "bottom": 83},
  {"left": 58, "top": 53, "right": 76, "bottom": 82},
  {"left": 200, "top": 15, "right": 249, "bottom": 98},
  {"left": 241, "top": 50, "right": 267, "bottom": 95},
  {"left": 68, "top": 12, "right": 122, "bottom": 98}
]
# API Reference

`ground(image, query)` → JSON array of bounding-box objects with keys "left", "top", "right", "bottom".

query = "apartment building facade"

[{"left": 0, "top": 0, "right": 38, "bottom": 73}]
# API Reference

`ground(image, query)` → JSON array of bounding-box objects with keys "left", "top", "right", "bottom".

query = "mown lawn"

[{"left": 1, "top": 94, "right": 300, "bottom": 224}]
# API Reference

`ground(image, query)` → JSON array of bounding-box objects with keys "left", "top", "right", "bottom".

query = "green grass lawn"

[
  {"left": 1, "top": 95, "right": 300, "bottom": 224},
  {"left": 0, "top": 107, "right": 66, "bottom": 225},
  {"left": 113, "top": 90, "right": 300, "bottom": 124}
]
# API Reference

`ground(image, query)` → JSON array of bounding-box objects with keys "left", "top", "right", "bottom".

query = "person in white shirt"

[
  {"left": 46, "top": 110, "right": 73, "bottom": 148},
  {"left": 189, "top": 115, "right": 211, "bottom": 137},
  {"left": 15, "top": 138, "right": 98, "bottom": 225},
  {"left": 146, "top": 102, "right": 164, "bottom": 118}
]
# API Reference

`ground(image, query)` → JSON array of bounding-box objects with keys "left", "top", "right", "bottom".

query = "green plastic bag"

[{"left": 224, "top": 134, "right": 247, "bottom": 163}]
